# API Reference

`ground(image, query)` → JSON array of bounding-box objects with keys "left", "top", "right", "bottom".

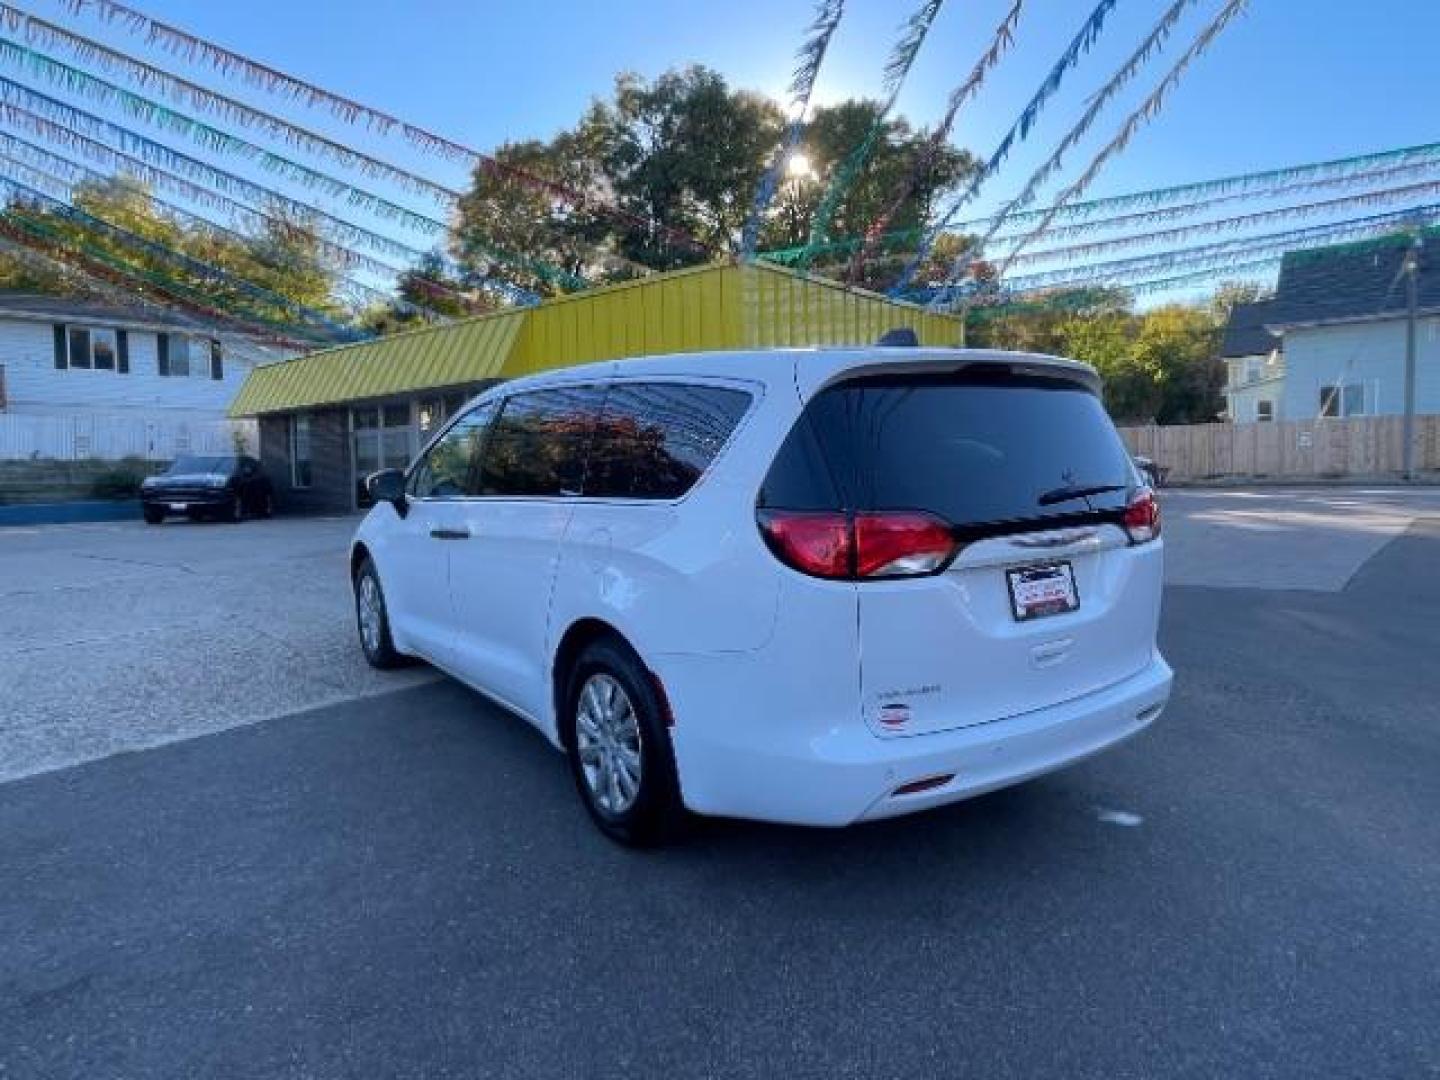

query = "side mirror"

[{"left": 366, "top": 469, "right": 408, "bottom": 517}]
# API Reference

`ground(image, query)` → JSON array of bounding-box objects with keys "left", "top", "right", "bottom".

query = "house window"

[
  {"left": 1319, "top": 385, "right": 1341, "bottom": 418},
  {"left": 290, "top": 414, "right": 313, "bottom": 489},
  {"left": 1244, "top": 358, "right": 1262, "bottom": 383},
  {"left": 1257, "top": 400, "right": 1274, "bottom": 422},
  {"left": 1342, "top": 384, "right": 1366, "bottom": 417},
  {"left": 53, "top": 325, "right": 129, "bottom": 372},
  {"left": 91, "top": 329, "right": 117, "bottom": 372},
  {"left": 157, "top": 335, "right": 220, "bottom": 378},
  {"left": 67, "top": 327, "right": 91, "bottom": 369}
]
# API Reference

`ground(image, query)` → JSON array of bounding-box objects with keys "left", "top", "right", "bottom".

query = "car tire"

[
  {"left": 226, "top": 493, "right": 243, "bottom": 523},
  {"left": 260, "top": 490, "right": 275, "bottom": 518},
  {"left": 142, "top": 506, "right": 164, "bottom": 525},
  {"left": 354, "top": 557, "right": 404, "bottom": 670},
  {"left": 563, "top": 638, "right": 685, "bottom": 847}
]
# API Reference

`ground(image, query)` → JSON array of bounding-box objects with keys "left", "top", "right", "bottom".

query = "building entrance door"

[{"left": 353, "top": 402, "right": 415, "bottom": 506}]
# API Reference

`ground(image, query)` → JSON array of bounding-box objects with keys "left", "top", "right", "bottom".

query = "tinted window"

[
  {"left": 585, "top": 383, "right": 751, "bottom": 500},
  {"left": 170, "top": 455, "right": 235, "bottom": 475},
  {"left": 760, "top": 372, "right": 1133, "bottom": 526},
  {"left": 409, "top": 402, "right": 495, "bottom": 498},
  {"left": 479, "top": 386, "right": 606, "bottom": 497}
]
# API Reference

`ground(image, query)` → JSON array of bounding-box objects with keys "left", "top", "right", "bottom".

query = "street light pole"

[{"left": 1402, "top": 235, "right": 1420, "bottom": 481}]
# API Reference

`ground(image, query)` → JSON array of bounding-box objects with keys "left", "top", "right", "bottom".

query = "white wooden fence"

[
  {"left": 0, "top": 413, "right": 258, "bottom": 461},
  {"left": 1119, "top": 415, "right": 1440, "bottom": 481}
]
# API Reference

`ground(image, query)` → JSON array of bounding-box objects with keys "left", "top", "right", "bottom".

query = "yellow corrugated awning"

[
  {"left": 229, "top": 309, "right": 526, "bottom": 416},
  {"left": 229, "top": 263, "right": 960, "bottom": 417}
]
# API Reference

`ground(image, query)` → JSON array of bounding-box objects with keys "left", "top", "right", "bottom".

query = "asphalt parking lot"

[{"left": 3, "top": 489, "right": 1438, "bottom": 1078}]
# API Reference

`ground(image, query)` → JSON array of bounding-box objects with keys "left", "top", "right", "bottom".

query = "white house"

[
  {"left": 1221, "top": 234, "right": 1440, "bottom": 423},
  {"left": 0, "top": 294, "right": 275, "bottom": 460}
]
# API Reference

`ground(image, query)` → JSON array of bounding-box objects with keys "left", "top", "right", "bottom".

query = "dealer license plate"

[
  {"left": 169, "top": 502, "right": 188, "bottom": 511},
  {"left": 1006, "top": 562, "right": 1079, "bottom": 622}
]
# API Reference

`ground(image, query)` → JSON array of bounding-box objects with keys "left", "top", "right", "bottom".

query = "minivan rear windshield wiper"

[{"left": 1037, "top": 483, "right": 1127, "bottom": 507}]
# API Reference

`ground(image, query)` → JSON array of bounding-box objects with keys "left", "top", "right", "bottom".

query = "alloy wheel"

[
  {"left": 357, "top": 573, "right": 383, "bottom": 656},
  {"left": 575, "top": 673, "right": 644, "bottom": 815}
]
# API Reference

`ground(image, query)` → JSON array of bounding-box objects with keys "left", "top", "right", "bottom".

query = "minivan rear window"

[{"left": 760, "top": 371, "right": 1135, "bottom": 528}]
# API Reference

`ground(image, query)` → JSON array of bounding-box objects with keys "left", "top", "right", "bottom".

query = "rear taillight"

[
  {"left": 756, "top": 511, "right": 851, "bottom": 578},
  {"left": 854, "top": 513, "right": 957, "bottom": 577},
  {"left": 1123, "top": 488, "right": 1161, "bottom": 544},
  {"left": 758, "top": 510, "right": 957, "bottom": 580}
]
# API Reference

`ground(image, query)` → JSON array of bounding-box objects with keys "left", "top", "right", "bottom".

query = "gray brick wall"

[{"left": 259, "top": 408, "right": 354, "bottom": 514}]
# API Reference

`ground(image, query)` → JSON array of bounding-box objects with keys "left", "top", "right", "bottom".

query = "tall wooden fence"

[{"left": 1118, "top": 416, "right": 1440, "bottom": 481}]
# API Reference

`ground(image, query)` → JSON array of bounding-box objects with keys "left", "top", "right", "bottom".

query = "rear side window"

[
  {"left": 760, "top": 371, "right": 1134, "bottom": 527},
  {"left": 585, "top": 382, "right": 751, "bottom": 500},
  {"left": 480, "top": 386, "right": 606, "bottom": 497}
]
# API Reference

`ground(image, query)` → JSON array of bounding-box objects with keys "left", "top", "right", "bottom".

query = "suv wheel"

[
  {"left": 226, "top": 493, "right": 243, "bottom": 523},
  {"left": 354, "top": 557, "right": 403, "bottom": 669},
  {"left": 564, "top": 639, "right": 684, "bottom": 846},
  {"left": 142, "top": 506, "right": 164, "bottom": 525}
]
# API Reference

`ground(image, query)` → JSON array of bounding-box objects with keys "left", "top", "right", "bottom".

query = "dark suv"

[{"left": 140, "top": 455, "right": 274, "bottom": 524}]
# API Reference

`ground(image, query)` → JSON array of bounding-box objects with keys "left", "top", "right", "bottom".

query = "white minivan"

[{"left": 351, "top": 345, "right": 1171, "bottom": 844}]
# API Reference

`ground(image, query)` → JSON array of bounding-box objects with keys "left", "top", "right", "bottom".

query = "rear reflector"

[
  {"left": 757, "top": 510, "right": 957, "bottom": 580},
  {"left": 1122, "top": 488, "right": 1161, "bottom": 545},
  {"left": 893, "top": 774, "right": 955, "bottom": 796}
]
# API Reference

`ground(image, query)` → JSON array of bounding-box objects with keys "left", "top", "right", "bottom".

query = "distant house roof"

[
  {"left": 0, "top": 292, "right": 219, "bottom": 334},
  {"left": 1220, "top": 300, "right": 1279, "bottom": 358},
  {"left": 1264, "top": 232, "right": 1440, "bottom": 330}
]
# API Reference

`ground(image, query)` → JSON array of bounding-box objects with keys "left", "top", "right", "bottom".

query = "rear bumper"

[{"left": 668, "top": 654, "right": 1172, "bottom": 827}]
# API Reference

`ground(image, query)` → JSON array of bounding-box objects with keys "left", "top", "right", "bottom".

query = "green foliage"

[
  {"left": 0, "top": 176, "right": 343, "bottom": 330},
  {"left": 88, "top": 456, "right": 151, "bottom": 500},
  {"left": 969, "top": 290, "right": 1228, "bottom": 425},
  {"left": 451, "top": 66, "right": 976, "bottom": 296}
]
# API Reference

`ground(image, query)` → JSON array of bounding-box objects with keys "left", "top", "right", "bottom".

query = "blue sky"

[{"left": 18, "top": 0, "right": 1440, "bottom": 301}]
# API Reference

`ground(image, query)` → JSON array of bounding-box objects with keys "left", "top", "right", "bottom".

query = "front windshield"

[{"left": 168, "top": 456, "right": 235, "bottom": 475}]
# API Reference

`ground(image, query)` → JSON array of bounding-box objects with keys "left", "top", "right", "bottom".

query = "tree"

[
  {"left": 450, "top": 66, "right": 977, "bottom": 296},
  {"left": 761, "top": 100, "right": 976, "bottom": 290},
  {"left": 0, "top": 176, "right": 343, "bottom": 334},
  {"left": 967, "top": 288, "right": 1228, "bottom": 424}
]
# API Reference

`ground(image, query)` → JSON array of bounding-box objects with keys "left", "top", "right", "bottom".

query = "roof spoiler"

[{"left": 875, "top": 327, "right": 918, "bottom": 347}]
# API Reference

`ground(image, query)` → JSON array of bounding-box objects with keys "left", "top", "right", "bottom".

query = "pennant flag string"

[
  {"left": 51, "top": 0, "right": 713, "bottom": 254},
  {"left": 0, "top": 108, "right": 584, "bottom": 293},
  {"left": 0, "top": 59, "right": 450, "bottom": 236},
  {"left": 997, "top": 202, "right": 1440, "bottom": 293},
  {"left": 1004, "top": 180, "right": 1440, "bottom": 268},
  {"left": 0, "top": 81, "right": 579, "bottom": 293},
  {"left": 849, "top": 0, "right": 1025, "bottom": 281},
  {"left": 760, "top": 142, "right": 1440, "bottom": 265},
  {"left": 987, "top": 159, "right": 1440, "bottom": 247},
  {"left": 0, "top": 209, "right": 343, "bottom": 346},
  {"left": 0, "top": 227, "right": 315, "bottom": 365},
  {"left": 982, "top": 0, "right": 1253, "bottom": 294},
  {"left": 0, "top": 171, "right": 368, "bottom": 335},
  {"left": 0, "top": 142, "right": 459, "bottom": 321},
  {"left": 0, "top": 94, "right": 431, "bottom": 260},
  {"left": 0, "top": 3, "right": 460, "bottom": 202},
  {"left": 890, "top": 0, "right": 1119, "bottom": 296},
  {"left": 740, "top": 0, "right": 845, "bottom": 259},
  {"left": 938, "top": 0, "right": 1200, "bottom": 292},
  {"left": 794, "top": 0, "right": 946, "bottom": 273}
]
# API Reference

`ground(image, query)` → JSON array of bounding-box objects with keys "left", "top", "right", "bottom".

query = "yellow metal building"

[{"left": 231, "top": 261, "right": 960, "bottom": 512}]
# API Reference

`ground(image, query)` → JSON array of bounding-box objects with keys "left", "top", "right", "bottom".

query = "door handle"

[{"left": 428, "top": 527, "right": 471, "bottom": 540}]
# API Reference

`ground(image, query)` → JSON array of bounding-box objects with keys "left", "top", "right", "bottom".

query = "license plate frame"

[{"left": 1006, "top": 561, "right": 1079, "bottom": 622}]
